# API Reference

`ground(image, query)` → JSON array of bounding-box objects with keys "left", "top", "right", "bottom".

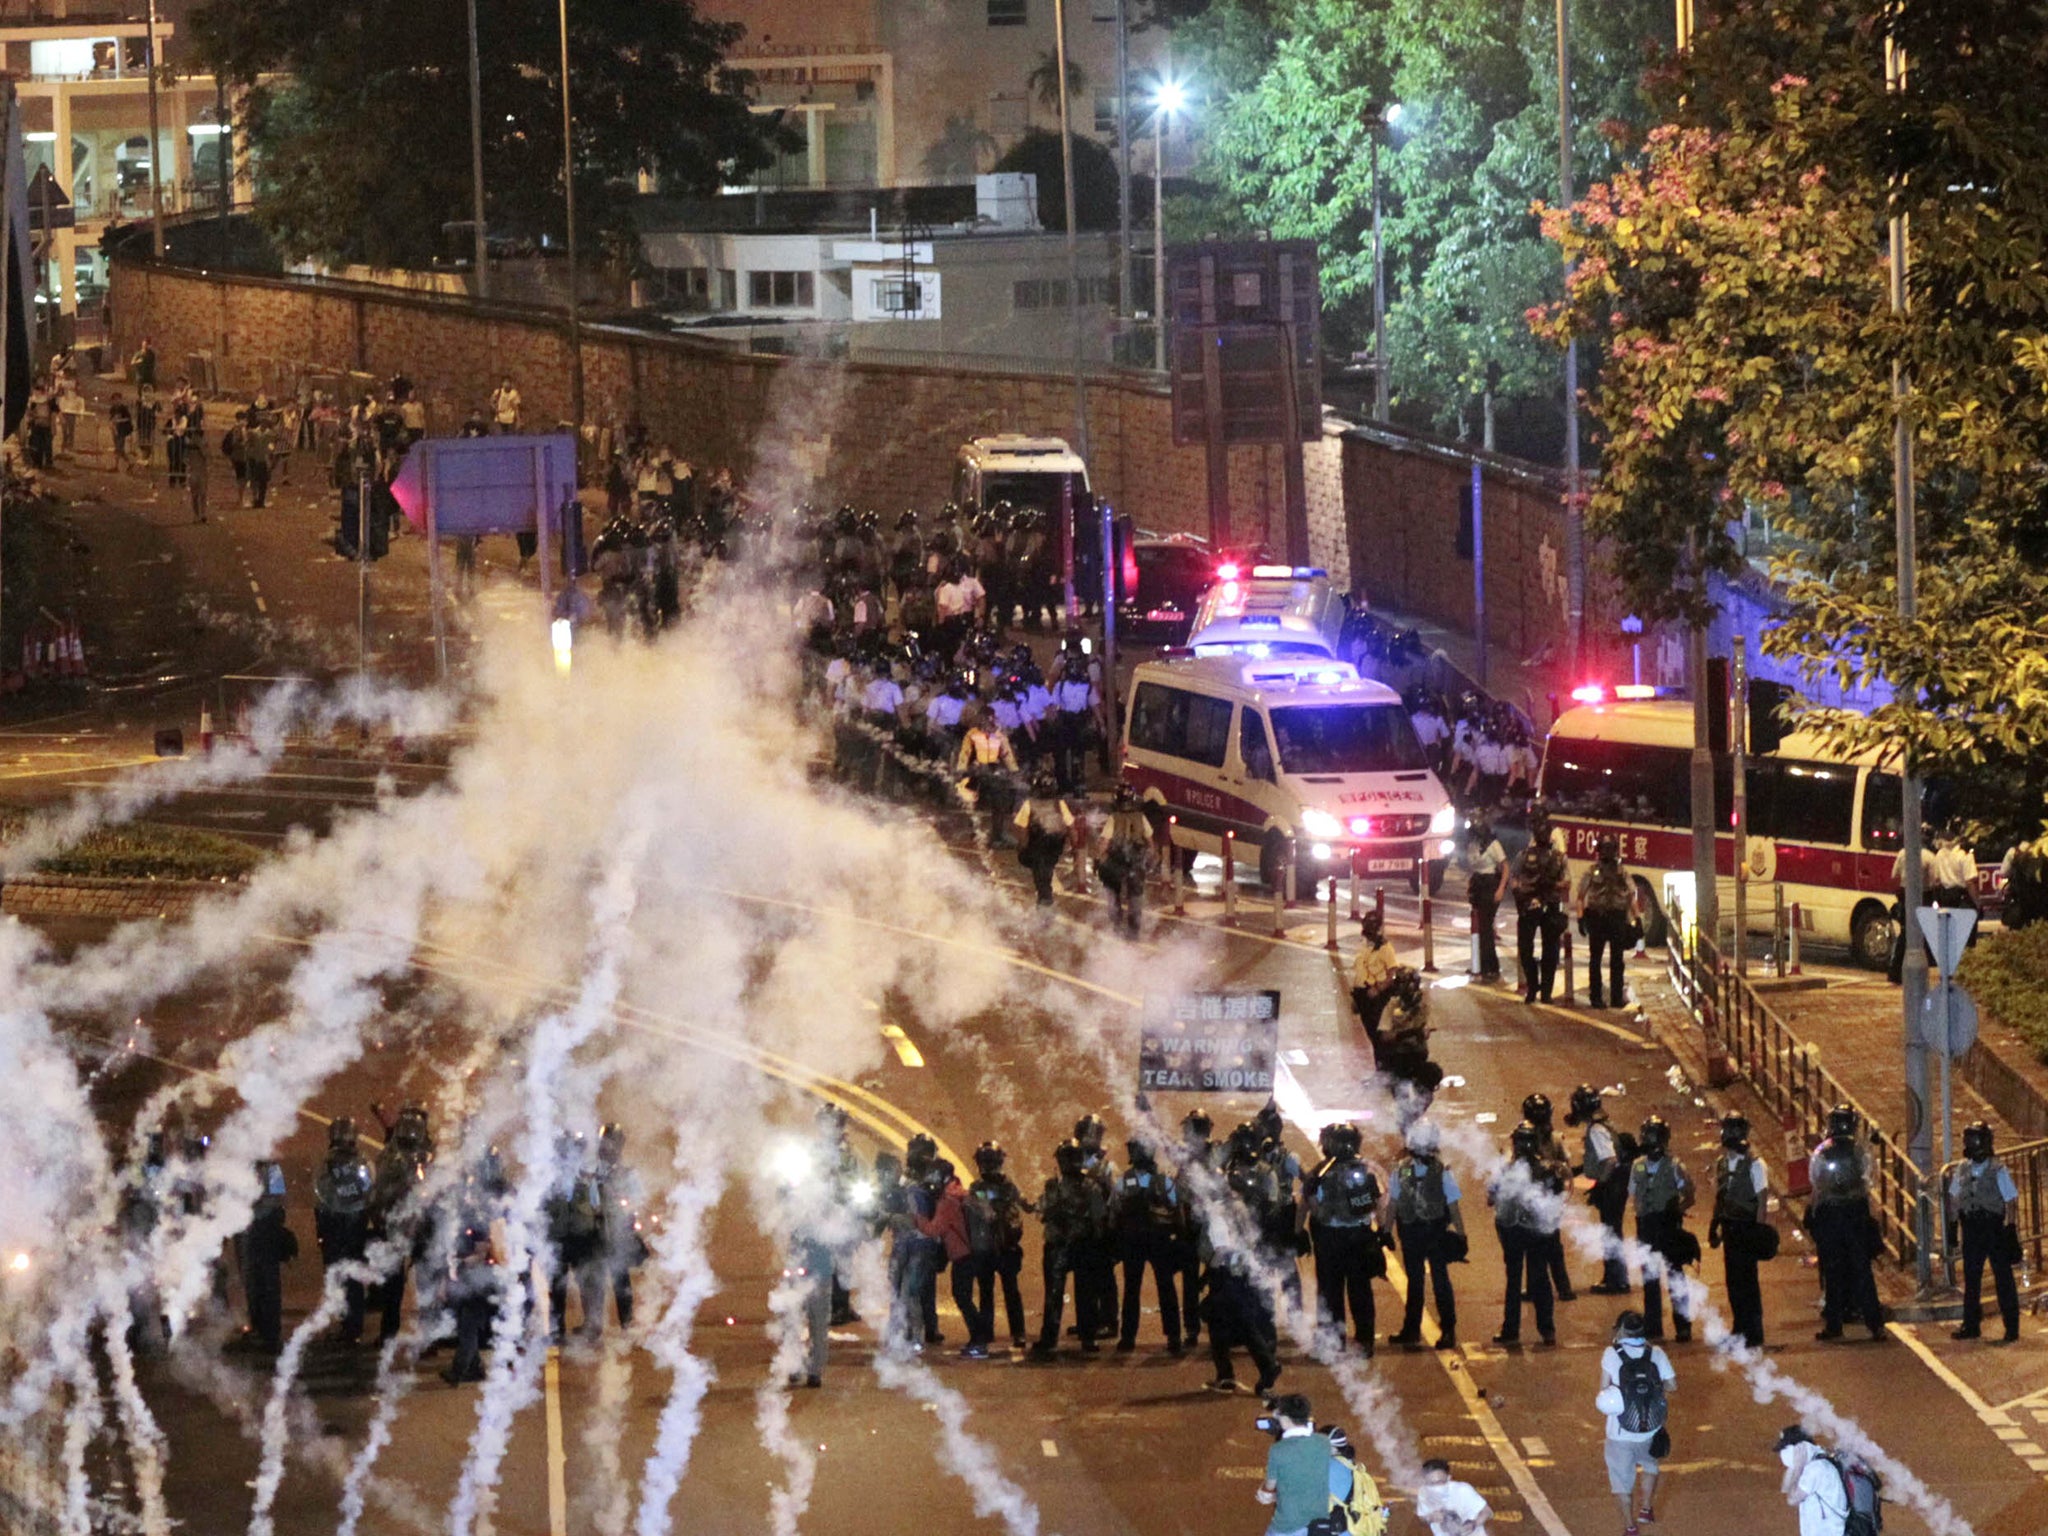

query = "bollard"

[
  {"left": 1349, "top": 851, "right": 1362, "bottom": 921},
  {"left": 1273, "top": 853, "right": 1291, "bottom": 939},
  {"left": 1788, "top": 901, "right": 1803, "bottom": 975},
  {"left": 1772, "top": 883, "right": 1786, "bottom": 976},
  {"left": 1559, "top": 925, "right": 1575, "bottom": 1004},
  {"left": 199, "top": 703, "right": 214, "bottom": 752},
  {"left": 1326, "top": 871, "right": 1339, "bottom": 951},
  {"left": 1222, "top": 831, "right": 1238, "bottom": 923},
  {"left": 1417, "top": 858, "right": 1437, "bottom": 972},
  {"left": 1470, "top": 934, "right": 1482, "bottom": 977},
  {"left": 1169, "top": 817, "right": 1187, "bottom": 916},
  {"left": 1373, "top": 886, "right": 1385, "bottom": 927}
]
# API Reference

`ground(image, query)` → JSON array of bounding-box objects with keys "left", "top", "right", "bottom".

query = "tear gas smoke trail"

[
  {"left": 630, "top": 1144, "right": 725, "bottom": 1536},
  {"left": 1420, "top": 1097, "right": 1975, "bottom": 1536},
  {"left": 99, "top": 1307, "right": 170, "bottom": 1536},
  {"left": 335, "top": 1333, "right": 421, "bottom": 1536},
  {"left": 845, "top": 1242, "right": 1046, "bottom": 1536},
  {"left": 584, "top": 1331, "right": 638, "bottom": 1536},
  {"left": 756, "top": 1267, "right": 820, "bottom": 1534},
  {"left": 59, "top": 1362, "right": 101, "bottom": 1536}
]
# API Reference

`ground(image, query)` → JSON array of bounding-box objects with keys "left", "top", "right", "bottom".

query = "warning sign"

[{"left": 1138, "top": 991, "right": 1281, "bottom": 1093}]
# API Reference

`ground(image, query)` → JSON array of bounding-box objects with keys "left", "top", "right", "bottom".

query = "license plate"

[{"left": 1366, "top": 858, "right": 1408, "bottom": 873}]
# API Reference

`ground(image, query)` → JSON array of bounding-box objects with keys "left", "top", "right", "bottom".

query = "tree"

[
  {"left": 1534, "top": 0, "right": 2048, "bottom": 843},
  {"left": 992, "top": 129, "right": 1121, "bottom": 231},
  {"left": 193, "top": 0, "right": 779, "bottom": 269},
  {"left": 1026, "top": 51, "right": 1090, "bottom": 113}
]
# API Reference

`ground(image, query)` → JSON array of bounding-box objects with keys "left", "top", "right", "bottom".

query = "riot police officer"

[
  {"left": 236, "top": 1160, "right": 297, "bottom": 1354},
  {"left": 1630, "top": 1116, "right": 1695, "bottom": 1341},
  {"left": 443, "top": 1150, "right": 506, "bottom": 1385},
  {"left": 1031, "top": 1140, "right": 1110, "bottom": 1357},
  {"left": 1071, "top": 1114, "right": 1120, "bottom": 1338},
  {"left": 544, "top": 1132, "right": 607, "bottom": 1343},
  {"left": 1303, "top": 1122, "right": 1387, "bottom": 1354},
  {"left": 1522, "top": 1093, "right": 1576, "bottom": 1302},
  {"left": 1567, "top": 1084, "right": 1631, "bottom": 1294},
  {"left": 1174, "top": 1110, "right": 1216, "bottom": 1348},
  {"left": 1252, "top": 1101, "right": 1307, "bottom": 1309},
  {"left": 966, "top": 1142, "right": 1031, "bottom": 1351},
  {"left": 1708, "top": 1113, "right": 1771, "bottom": 1348},
  {"left": 1489, "top": 1121, "right": 1559, "bottom": 1346},
  {"left": 313, "top": 1118, "right": 375, "bottom": 1344},
  {"left": 1114, "top": 1140, "right": 1184, "bottom": 1353},
  {"left": 1387, "top": 1120, "right": 1464, "bottom": 1349},
  {"left": 1511, "top": 809, "right": 1569, "bottom": 1003},
  {"left": 1808, "top": 1105, "right": 1887, "bottom": 1342},
  {"left": 1948, "top": 1121, "right": 2020, "bottom": 1343},
  {"left": 595, "top": 1124, "right": 647, "bottom": 1328},
  {"left": 368, "top": 1102, "right": 435, "bottom": 1344}
]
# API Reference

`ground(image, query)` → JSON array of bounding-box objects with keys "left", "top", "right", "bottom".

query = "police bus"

[
  {"left": 1540, "top": 693, "right": 1990, "bottom": 969},
  {"left": 1122, "top": 656, "right": 1456, "bottom": 898}
]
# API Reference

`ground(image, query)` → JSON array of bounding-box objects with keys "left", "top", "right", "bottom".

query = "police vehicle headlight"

[
  {"left": 1428, "top": 805, "right": 1457, "bottom": 836},
  {"left": 1300, "top": 809, "right": 1344, "bottom": 839}
]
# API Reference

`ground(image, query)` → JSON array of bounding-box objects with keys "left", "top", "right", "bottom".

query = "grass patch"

[
  {"left": 1960, "top": 924, "right": 2048, "bottom": 1064},
  {"left": 0, "top": 814, "right": 259, "bottom": 882}
]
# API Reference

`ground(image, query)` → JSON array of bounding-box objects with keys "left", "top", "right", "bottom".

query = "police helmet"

[
  {"left": 1565, "top": 1084, "right": 1602, "bottom": 1126},
  {"left": 328, "top": 1117, "right": 359, "bottom": 1153},
  {"left": 1254, "top": 1099, "right": 1284, "bottom": 1142},
  {"left": 1053, "top": 1139, "right": 1086, "bottom": 1176},
  {"left": 1825, "top": 1104, "right": 1858, "bottom": 1142},
  {"left": 1528, "top": 802, "right": 1554, "bottom": 843},
  {"left": 1638, "top": 1116, "right": 1671, "bottom": 1157},
  {"left": 1469, "top": 814, "right": 1495, "bottom": 845},
  {"left": 1031, "top": 767, "right": 1059, "bottom": 798},
  {"left": 1073, "top": 1113, "right": 1107, "bottom": 1150},
  {"left": 1319, "top": 1121, "right": 1362, "bottom": 1160},
  {"left": 1510, "top": 1119, "right": 1541, "bottom": 1158},
  {"left": 1226, "top": 1121, "right": 1262, "bottom": 1162},
  {"left": 599, "top": 1122, "right": 626, "bottom": 1162},
  {"left": 1404, "top": 1120, "right": 1441, "bottom": 1156},
  {"left": 974, "top": 1140, "right": 1006, "bottom": 1174},
  {"left": 926, "top": 1158, "right": 955, "bottom": 1189},
  {"left": 1180, "top": 1109, "right": 1214, "bottom": 1144},
  {"left": 1596, "top": 834, "right": 1621, "bottom": 863},
  {"left": 1521, "top": 1092, "right": 1554, "bottom": 1128},
  {"left": 906, "top": 1132, "right": 939, "bottom": 1173},
  {"left": 1720, "top": 1113, "right": 1750, "bottom": 1151},
  {"left": 1126, "top": 1138, "right": 1156, "bottom": 1170},
  {"left": 1963, "top": 1121, "right": 1995, "bottom": 1161},
  {"left": 896, "top": 509, "right": 919, "bottom": 531},
  {"left": 1112, "top": 781, "right": 1140, "bottom": 812},
  {"left": 181, "top": 1132, "right": 211, "bottom": 1161}
]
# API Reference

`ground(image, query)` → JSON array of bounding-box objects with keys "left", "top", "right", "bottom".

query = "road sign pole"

[{"left": 1938, "top": 908, "right": 1954, "bottom": 1176}]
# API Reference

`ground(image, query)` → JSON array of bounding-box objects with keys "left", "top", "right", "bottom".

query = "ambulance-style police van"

[{"left": 1120, "top": 656, "right": 1456, "bottom": 897}]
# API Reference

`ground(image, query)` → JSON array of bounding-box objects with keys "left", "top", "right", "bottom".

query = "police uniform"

[
  {"left": 966, "top": 1173, "right": 1031, "bottom": 1346},
  {"left": 1049, "top": 671, "right": 1096, "bottom": 793},
  {"left": 1808, "top": 1137, "right": 1886, "bottom": 1340},
  {"left": 1306, "top": 1155, "right": 1385, "bottom": 1349},
  {"left": 1113, "top": 1162, "right": 1185, "bottom": 1351},
  {"left": 1387, "top": 1151, "right": 1460, "bottom": 1346},
  {"left": 957, "top": 723, "right": 1020, "bottom": 845},
  {"left": 237, "top": 1162, "right": 296, "bottom": 1352},
  {"left": 1076, "top": 1144, "right": 1122, "bottom": 1339},
  {"left": 1033, "top": 1170, "right": 1110, "bottom": 1353},
  {"left": 1490, "top": 1158, "right": 1558, "bottom": 1344},
  {"left": 1512, "top": 836, "right": 1569, "bottom": 1003},
  {"left": 1579, "top": 1114, "right": 1630, "bottom": 1292},
  {"left": 1711, "top": 1151, "right": 1771, "bottom": 1347},
  {"left": 313, "top": 1151, "right": 375, "bottom": 1343},
  {"left": 1629, "top": 1153, "right": 1695, "bottom": 1340},
  {"left": 1949, "top": 1156, "right": 2021, "bottom": 1341}
]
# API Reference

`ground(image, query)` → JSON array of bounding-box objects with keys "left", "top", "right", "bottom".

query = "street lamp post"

[
  {"left": 1114, "top": 0, "right": 1131, "bottom": 328},
  {"left": 145, "top": 0, "right": 164, "bottom": 257},
  {"left": 467, "top": 0, "right": 488, "bottom": 299},
  {"left": 1557, "top": 0, "right": 1583, "bottom": 678},
  {"left": 557, "top": 0, "right": 584, "bottom": 433},
  {"left": 1363, "top": 102, "right": 1400, "bottom": 423},
  {"left": 1151, "top": 78, "right": 1185, "bottom": 374}
]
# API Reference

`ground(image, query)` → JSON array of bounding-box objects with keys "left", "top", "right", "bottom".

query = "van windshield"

[
  {"left": 982, "top": 472, "right": 1083, "bottom": 518},
  {"left": 1269, "top": 704, "right": 1426, "bottom": 775}
]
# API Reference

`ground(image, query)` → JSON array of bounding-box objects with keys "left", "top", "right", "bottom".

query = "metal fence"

[
  {"left": 1667, "top": 931, "right": 1927, "bottom": 1266},
  {"left": 1937, "top": 1137, "right": 2048, "bottom": 1291}
]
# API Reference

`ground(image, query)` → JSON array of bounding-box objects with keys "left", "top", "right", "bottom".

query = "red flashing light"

[
  {"left": 1348, "top": 816, "right": 1374, "bottom": 836},
  {"left": 1216, "top": 562, "right": 1241, "bottom": 582},
  {"left": 1570, "top": 684, "right": 1607, "bottom": 705}
]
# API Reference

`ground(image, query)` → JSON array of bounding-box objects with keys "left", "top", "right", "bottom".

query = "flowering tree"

[{"left": 1536, "top": 0, "right": 2048, "bottom": 842}]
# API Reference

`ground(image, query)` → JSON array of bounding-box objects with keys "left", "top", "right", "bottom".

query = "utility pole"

[
  {"left": 1732, "top": 634, "right": 1750, "bottom": 974},
  {"left": 1052, "top": 0, "right": 1092, "bottom": 508},
  {"left": 1153, "top": 107, "right": 1167, "bottom": 371},
  {"left": 1114, "top": 0, "right": 1131, "bottom": 331},
  {"left": 1557, "top": 0, "right": 1583, "bottom": 677},
  {"left": 214, "top": 74, "right": 230, "bottom": 252},
  {"left": 145, "top": 0, "right": 164, "bottom": 257},
  {"left": 467, "top": 0, "right": 488, "bottom": 299},
  {"left": 1886, "top": 29, "right": 1932, "bottom": 1288},
  {"left": 557, "top": 0, "right": 584, "bottom": 431},
  {"left": 1687, "top": 530, "right": 1719, "bottom": 948},
  {"left": 1370, "top": 129, "right": 1388, "bottom": 423}
]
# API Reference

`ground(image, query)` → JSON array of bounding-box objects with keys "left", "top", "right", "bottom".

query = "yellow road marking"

[
  {"left": 0, "top": 753, "right": 159, "bottom": 781},
  {"left": 543, "top": 1347, "right": 569, "bottom": 1536},
  {"left": 879, "top": 1024, "right": 925, "bottom": 1068}
]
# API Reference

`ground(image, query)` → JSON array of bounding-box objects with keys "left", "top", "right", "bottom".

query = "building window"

[
  {"left": 1014, "top": 276, "right": 1117, "bottom": 310},
  {"left": 874, "top": 277, "right": 926, "bottom": 315},
  {"left": 717, "top": 269, "right": 737, "bottom": 309},
  {"left": 987, "top": 0, "right": 1027, "bottom": 25},
  {"left": 748, "top": 270, "right": 816, "bottom": 308},
  {"left": 1093, "top": 94, "right": 1123, "bottom": 138},
  {"left": 658, "top": 267, "right": 711, "bottom": 305}
]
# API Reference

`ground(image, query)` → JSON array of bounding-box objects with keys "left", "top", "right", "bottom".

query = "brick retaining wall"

[{"left": 1, "top": 874, "right": 232, "bottom": 923}]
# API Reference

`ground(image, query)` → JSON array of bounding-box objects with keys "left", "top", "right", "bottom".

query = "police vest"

[
  {"left": 1582, "top": 1121, "right": 1617, "bottom": 1181},
  {"left": 1714, "top": 1156, "right": 1762, "bottom": 1222},
  {"left": 1954, "top": 1161, "right": 2009, "bottom": 1219},
  {"left": 1117, "top": 1169, "right": 1176, "bottom": 1232},
  {"left": 1315, "top": 1158, "right": 1380, "bottom": 1228},
  {"left": 1585, "top": 864, "right": 1633, "bottom": 914},
  {"left": 1393, "top": 1157, "right": 1448, "bottom": 1224},
  {"left": 317, "top": 1159, "right": 372, "bottom": 1217},
  {"left": 1494, "top": 1162, "right": 1553, "bottom": 1232},
  {"left": 1633, "top": 1157, "right": 1684, "bottom": 1217},
  {"left": 1811, "top": 1142, "right": 1868, "bottom": 1206}
]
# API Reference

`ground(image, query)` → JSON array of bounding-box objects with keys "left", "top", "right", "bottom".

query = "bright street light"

[
  {"left": 1152, "top": 75, "right": 1190, "bottom": 371},
  {"left": 1155, "top": 78, "right": 1188, "bottom": 114}
]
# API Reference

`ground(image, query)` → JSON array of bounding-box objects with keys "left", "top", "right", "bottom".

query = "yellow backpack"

[{"left": 1309, "top": 1448, "right": 1390, "bottom": 1536}]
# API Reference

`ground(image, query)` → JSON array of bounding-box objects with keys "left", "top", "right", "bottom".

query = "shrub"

[
  {"left": 1960, "top": 925, "right": 2048, "bottom": 1064},
  {"left": 1, "top": 814, "right": 259, "bottom": 882}
]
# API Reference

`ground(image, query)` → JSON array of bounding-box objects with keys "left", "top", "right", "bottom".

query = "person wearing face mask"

[{"left": 1775, "top": 1427, "right": 1848, "bottom": 1536}]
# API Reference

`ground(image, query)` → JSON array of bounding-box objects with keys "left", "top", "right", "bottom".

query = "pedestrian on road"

[
  {"left": 132, "top": 336, "right": 157, "bottom": 389},
  {"left": 1489, "top": 1121, "right": 1559, "bottom": 1347},
  {"left": 1628, "top": 1116, "right": 1695, "bottom": 1342},
  {"left": 234, "top": 1160, "right": 297, "bottom": 1353},
  {"left": 595, "top": 1124, "right": 646, "bottom": 1328},
  {"left": 136, "top": 383, "right": 158, "bottom": 464},
  {"left": 1416, "top": 1457, "right": 1494, "bottom": 1536},
  {"left": 223, "top": 412, "right": 248, "bottom": 505},
  {"left": 1948, "top": 1120, "right": 2021, "bottom": 1343},
  {"left": 443, "top": 1155, "right": 506, "bottom": 1386},
  {"left": 1574, "top": 836, "right": 1640, "bottom": 1009},
  {"left": 1255, "top": 1395, "right": 1334, "bottom": 1536},
  {"left": 1175, "top": 1110, "right": 1215, "bottom": 1348},
  {"left": 1302, "top": 1121, "right": 1386, "bottom": 1354},
  {"left": 1094, "top": 783, "right": 1155, "bottom": 938},
  {"left": 915, "top": 1159, "right": 981, "bottom": 1352},
  {"left": 1466, "top": 815, "right": 1508, "bottom": 982},
  {"left": 543, "top": 1133, "right": 607, "bottom": 1344},
  {"left": 1113, "top": 1139, "right": 1184, "bottom": 1354},
  {"left": 1599, "top": 1310, "right": 1674, "bottom": 1536},
  {"left": 1774, "top": 1427, "right": 1849, "bottom": 1536},
  {"left": 1708, "top": 1113, "right": 1772, "bottom": 1349},
  {"left": 1203, "top": 1246, "right": 1282, "bottom": 1395},
  {"left": 1386, "top": 1119, "right": 1463, "bottom": 1350},
  {"left": 1807, "top": 1105, "right": 1887, "bottom": 1342},
  {"left": 1350, "top": 909, "right": 1401, "bottom": 1068},
  {"left": 1511, "top": 810, "right": 1569, "bottom": 1004},
  {"left": 1568, "top": 1084, "right": 1632, "bottom": 1294}
]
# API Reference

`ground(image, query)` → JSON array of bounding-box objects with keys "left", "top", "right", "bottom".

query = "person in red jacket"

[{"left": 916, "top": 1160, "right": 988, "bottom": 1356}]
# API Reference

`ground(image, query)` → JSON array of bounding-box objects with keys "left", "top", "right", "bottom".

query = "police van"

[
  {"left": 1121, "top": 656, "right": 1456, "bottom": 896},
  {"left": 1183, "top": 564, "right": 1348, "bottom": 661}
]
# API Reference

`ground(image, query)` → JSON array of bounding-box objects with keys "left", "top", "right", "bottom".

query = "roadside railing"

[
  {"left": 1937, "top": 1137, "right": 2048, "bottom": 1291},
  {"left": 1667, "top": 929, "right": 1926, "bottom": 1266}
]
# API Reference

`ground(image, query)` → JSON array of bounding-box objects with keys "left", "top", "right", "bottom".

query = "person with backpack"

[
  {"left": 1568, "top": 1084, "right": 1633, "bottom": 1294},
  {"left": 1350, "top": 910, "right": 1402, "bottom": 1068},
  {"left": 1302, "top": 1121, "right": 1388, "bottom": 1355},
  {"left": 1385, "top": 1119, "right": 1464, "bottom": 1350},
  {"left": 1947, "top": 1120, "right": 2021, "bottom": 1343},
  {"left": 1574, "top": 835, "right": 1641, "bottom": 1009},
  {"left": 1113, "top": 1139, "right": 1184, "bottom": 1353},
  {"left": 1708, "top": 1113, "right": 1774, "bottom": 1349},
  {"left": 964, "top": 1141, "right": 1032, "bottom": 1352},
  {"left": 1255, "top": 1394, "right": 1336, "bottom": 1536},
  {"left": 1511, "top": 810, "right": 1570, "bottom": 1004},
  {"left": 1629, "top": 1116, "right": 1696, "bottom": 1342},
  {"left": 1519, "top": 1092, "right": 1577, "bottom": 1303},
  {"left": 1013, "top": 768, "right": 1075, "bottom": 906},
  {"left": 1598, "top": 1310, "right": 1675, "bottom": 1536},
  {"left": 1775, "top": 1426, "right": 1850, "bottom": 1536},
  {"left": 1174, "top": 1109, "right": 1217, "bottom": 1350}
]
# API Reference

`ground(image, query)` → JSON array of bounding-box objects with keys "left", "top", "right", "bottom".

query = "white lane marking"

[
  {"left": 1040, "top": 1440, "right": 1058, "bottom": 1459},
  {"left": 879, "top": 1023, "right": 925, "bottom": 1069},
  {"left": 544, "top": 1347, "right": 569, "bottom": 1536}
]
